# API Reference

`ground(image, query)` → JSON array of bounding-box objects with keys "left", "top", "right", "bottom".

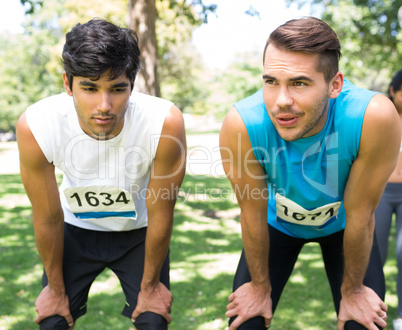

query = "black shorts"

[
  {"left": 39, "top": 223, "right": 169, "bottom": 329},
  {"left": 229, "top": 224, "right": 385, "bottom": 329}
]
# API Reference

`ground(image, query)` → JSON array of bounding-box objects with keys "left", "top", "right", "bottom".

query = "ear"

[
  {"left": 389, "top": 86, "right": 395, "bottom": 99},
  {"left": 63, "top": 72, "right": 73, "bottom": 96},
  {"left": 328, "top": 72, "right": 344, "bottom": 99}
]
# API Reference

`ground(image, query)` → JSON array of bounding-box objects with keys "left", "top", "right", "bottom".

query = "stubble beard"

[
  {"left": 73, "top": 98, "right": 129, "bottom": 140},
  {"left": 273, "top": 96, "right": 330, "bottom": 142}
]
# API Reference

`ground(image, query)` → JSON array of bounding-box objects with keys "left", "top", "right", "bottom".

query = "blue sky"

[{"left": 0, "top": 0, "right": 316, "bottom": 69}]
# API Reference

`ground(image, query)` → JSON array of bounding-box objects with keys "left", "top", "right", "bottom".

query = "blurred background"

[{"left": 0, "top": 0, "right": 401, "bottom": 138}]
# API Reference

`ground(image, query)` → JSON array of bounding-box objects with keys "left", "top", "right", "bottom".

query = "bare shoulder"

[
  {"left": 161, "top": 105, "right": 185, "bottom": 136},
  {"left": 16, "top": 111, "right": 29, "bottom": 137},
  {"left": 364, "top": 93, "right": 399, "bottom": 131},
  {"left": 360, "top": 93, "right": 400, "bottom": 156},
  {"left": 16, "top": 112, "right": 49, "bottom": 168},
  {"left": 155, "top": 105, "right": 186, "bottom": 164},
  {"left": 219, "top": 106, "right": 266, "bottom": 184},
  {"left": 220, "top": 106, "right": 247, "bottom": 135},
  {"left": 220, "top": 106, "right": 250, "bottom": 150}
]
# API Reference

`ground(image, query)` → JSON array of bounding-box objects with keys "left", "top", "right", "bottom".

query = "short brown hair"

[{"left": 263, "top": 17, "right": 341, "bottom": 83}]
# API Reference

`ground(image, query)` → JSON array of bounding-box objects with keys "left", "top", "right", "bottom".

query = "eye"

[
  {"left": 83, "top": 87, "right": 96, "bottom": 92},
  {"left": 264, "top": 79, "right": 276, "bottom": 85},
  {"left": 113, "top": 88, "right": 127, "bottom": 93}
]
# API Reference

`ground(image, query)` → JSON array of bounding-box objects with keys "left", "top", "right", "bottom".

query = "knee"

[
  {"left": 344, "top": 320, "right": 381, "bottom": 329},
  {"left": 229, "top": 315, "right": 266, "bottom": 329},
  {"left": 39, "top": 315, "right": 70, "bottom": 330},
  {"left": 133, "top": 312, "right": 167, "bottom": 330}
]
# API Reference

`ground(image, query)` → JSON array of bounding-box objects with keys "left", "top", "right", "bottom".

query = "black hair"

[
  {"left": 62, "top": 18, "right": 141, "bottom": 91},
  {"left": 389, "top": 70, "right": 402, "bottom": 102}
]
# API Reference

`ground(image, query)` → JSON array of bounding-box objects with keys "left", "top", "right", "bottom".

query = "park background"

[{"left": 0, "top": 0, "right": 401, "bottom": 329}]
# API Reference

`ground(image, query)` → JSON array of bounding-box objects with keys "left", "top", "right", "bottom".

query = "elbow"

[
  {"left": 345, "top": 208, "right": 375, "bottom": 233},
  {"left": 32, "top": 208, "right": 64, "bottom": 226}
]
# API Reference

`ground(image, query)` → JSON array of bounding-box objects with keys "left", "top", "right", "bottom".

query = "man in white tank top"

[{"left": 16, "top": 18, "right": 186, "bottom": 329}]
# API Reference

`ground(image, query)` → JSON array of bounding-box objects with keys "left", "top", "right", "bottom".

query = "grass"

[
  {"left": 0, "top": 173, "right": 399, "bottom": 329},
  {"left": 186, "top": 128, "right": 221, "bottom": 136}
]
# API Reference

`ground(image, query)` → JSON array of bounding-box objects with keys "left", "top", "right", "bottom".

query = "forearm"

[
  {"left": 33, "top": 212, "right": 65, "bottom": 292},
  {"left": 241, "top": 209, "right": 270, "bottom": 289},
  {"left": 142, "top": 211, "right": 173, "bottom": 288},
  {"left": 341, "top": 212, "right": 375, "bottom": 293}
]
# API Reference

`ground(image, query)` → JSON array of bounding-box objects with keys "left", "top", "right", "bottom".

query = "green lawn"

[{"left": 0, "top": 173, "right": 398, "bottom": 329}]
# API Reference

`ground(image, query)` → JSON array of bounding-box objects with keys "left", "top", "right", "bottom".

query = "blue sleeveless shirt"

[{"left": 234, "top": 80, "right": 378, "bottom": 239}]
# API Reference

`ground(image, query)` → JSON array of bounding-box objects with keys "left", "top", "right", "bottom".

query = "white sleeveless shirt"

[{"left": 26, "top": 92, "right": 173, "bottom": 231}]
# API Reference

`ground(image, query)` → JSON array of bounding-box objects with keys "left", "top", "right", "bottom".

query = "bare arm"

[
  {"left": 16, "top": 112, "right": 73, "bottom": 326},
  {"left": 220, "top": 107, "right": 272, "bottom": 329},
  {"left": 131, "top": 105, "right": 186, "bottom": 324},
  {"left": 338, "top": 94, "right": 400, "bottom": 329}
]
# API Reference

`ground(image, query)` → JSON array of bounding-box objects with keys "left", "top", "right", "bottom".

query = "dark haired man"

[
  {"left": 220, "top": 17, "right": 400, "bottom": 329},
  {"left": 17, "top": 18, "right": 186, "bottom": 329}
]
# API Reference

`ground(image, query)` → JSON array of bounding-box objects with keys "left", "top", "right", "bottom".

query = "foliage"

[
  {"left": 0, "top": 168, "right": 400, "bottom": 329},
  {"left": 221, "top": 51, "right": 263, "bottom": 102},
  {"left": 0, "top": 20, "right": 63, "bottom": 132},
  {"left": 0, "top": 0, "right": 65, "bottom": 132},
  {"left": 285, "top": 0, "right": 402, "bottom": 91},
  {"left": 181, "top": 0, "right": 217, "bottom": 24},
  {"left": 207, "top": 51, "right": 263, "bottom": 121},
  {"left": 20, "top": 0, "right": 43, "bottom": 14},
  {"left": 156, "top": 0, "right": 210, "bottom": 114},
  {"left": 61, "top": 0, "right": 127, "bottom": 33},
  {"left": 158, "top": 40, "right": 211, "bottom": 114}
]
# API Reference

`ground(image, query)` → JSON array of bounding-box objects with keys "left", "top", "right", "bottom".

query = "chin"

[
  {"left": 280, "top": 135, "right": 300, "bottom": 142},
  {"left": 276, "top": 129, "right": 303, "bottom": 142}
]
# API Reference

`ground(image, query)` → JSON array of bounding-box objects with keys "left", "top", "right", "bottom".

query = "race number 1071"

[{"left": 279, "top": 204, "right": 335, "bottom": 222}]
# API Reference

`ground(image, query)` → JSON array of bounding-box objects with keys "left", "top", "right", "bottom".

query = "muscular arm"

[
  {"left": 339, "top": 94, "right": 400, "bottom": 329},
  {"left": 220, "top": 107, "right": 272, "bottom": 328},
  {"left": 16, "top": 113, "right": 73, "bottom": 326},
  {"left": 131, "top": 105, "right": 186, "bottom": 323}
]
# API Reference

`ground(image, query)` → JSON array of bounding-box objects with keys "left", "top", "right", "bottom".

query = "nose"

[
  {"left": 276, "top": 87, "right": 293, "bottom": 108},
  {"left": 98, "top": 92, "right": 112, "bottom": 113}
]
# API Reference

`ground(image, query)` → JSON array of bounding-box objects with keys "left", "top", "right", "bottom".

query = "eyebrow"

[
  {"left": 78, "top": 81, "right": 130, "bottom": 88},
  {"left": 262, "top": 74, "right": 314, "bottom": 82}
]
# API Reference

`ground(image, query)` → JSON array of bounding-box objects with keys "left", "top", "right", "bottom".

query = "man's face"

[
  {"left": 63, "top": 70, "right": 132, "bottom": 140},
  {"left": 262, "top": 44, "right": 342, "bottom": 141}
]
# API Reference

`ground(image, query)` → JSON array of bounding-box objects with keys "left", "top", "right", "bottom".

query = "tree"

[
  {"left": 129, "top": 0, "right": 160, "bottom": 96},
  {"left": 20, "top": 0, "right": 43, "bottom": 14},
  {"left": 128, "top": 0, "right": 216, "bottom": 96}
]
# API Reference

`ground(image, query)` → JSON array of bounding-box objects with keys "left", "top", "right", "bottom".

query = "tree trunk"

[{"left": 129, "top": 0, "right": 160, "bottom": 96}]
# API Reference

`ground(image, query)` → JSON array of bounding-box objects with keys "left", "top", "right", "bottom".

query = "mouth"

[
  {"left": 275, "top": 114, "right": 300, "bottom": 127},
  {"left": 92, "top": 116, "right": 114, "bottom": 125}
]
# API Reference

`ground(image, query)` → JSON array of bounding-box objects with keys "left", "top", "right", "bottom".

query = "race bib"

[
  {"left": 63, "top": 185, "right": 136, "bottom": 220},
  {"left": 275, "top": 193, "right": 340, "bottom": 227}
]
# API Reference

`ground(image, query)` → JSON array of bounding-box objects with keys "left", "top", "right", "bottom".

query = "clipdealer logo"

[
  {"left": 63, "top": 133, "right": 187, "bottom": 182},
  {"left": 301, "top": 132, "right": 339, "bottom": 198},
  {"left": 62, "top": 131, "right": 339, "bottom": 199}
]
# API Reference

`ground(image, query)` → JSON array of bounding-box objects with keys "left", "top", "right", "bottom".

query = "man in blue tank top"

[{"left": 220, "top": 17, "right": 400, "bottom": 329}]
